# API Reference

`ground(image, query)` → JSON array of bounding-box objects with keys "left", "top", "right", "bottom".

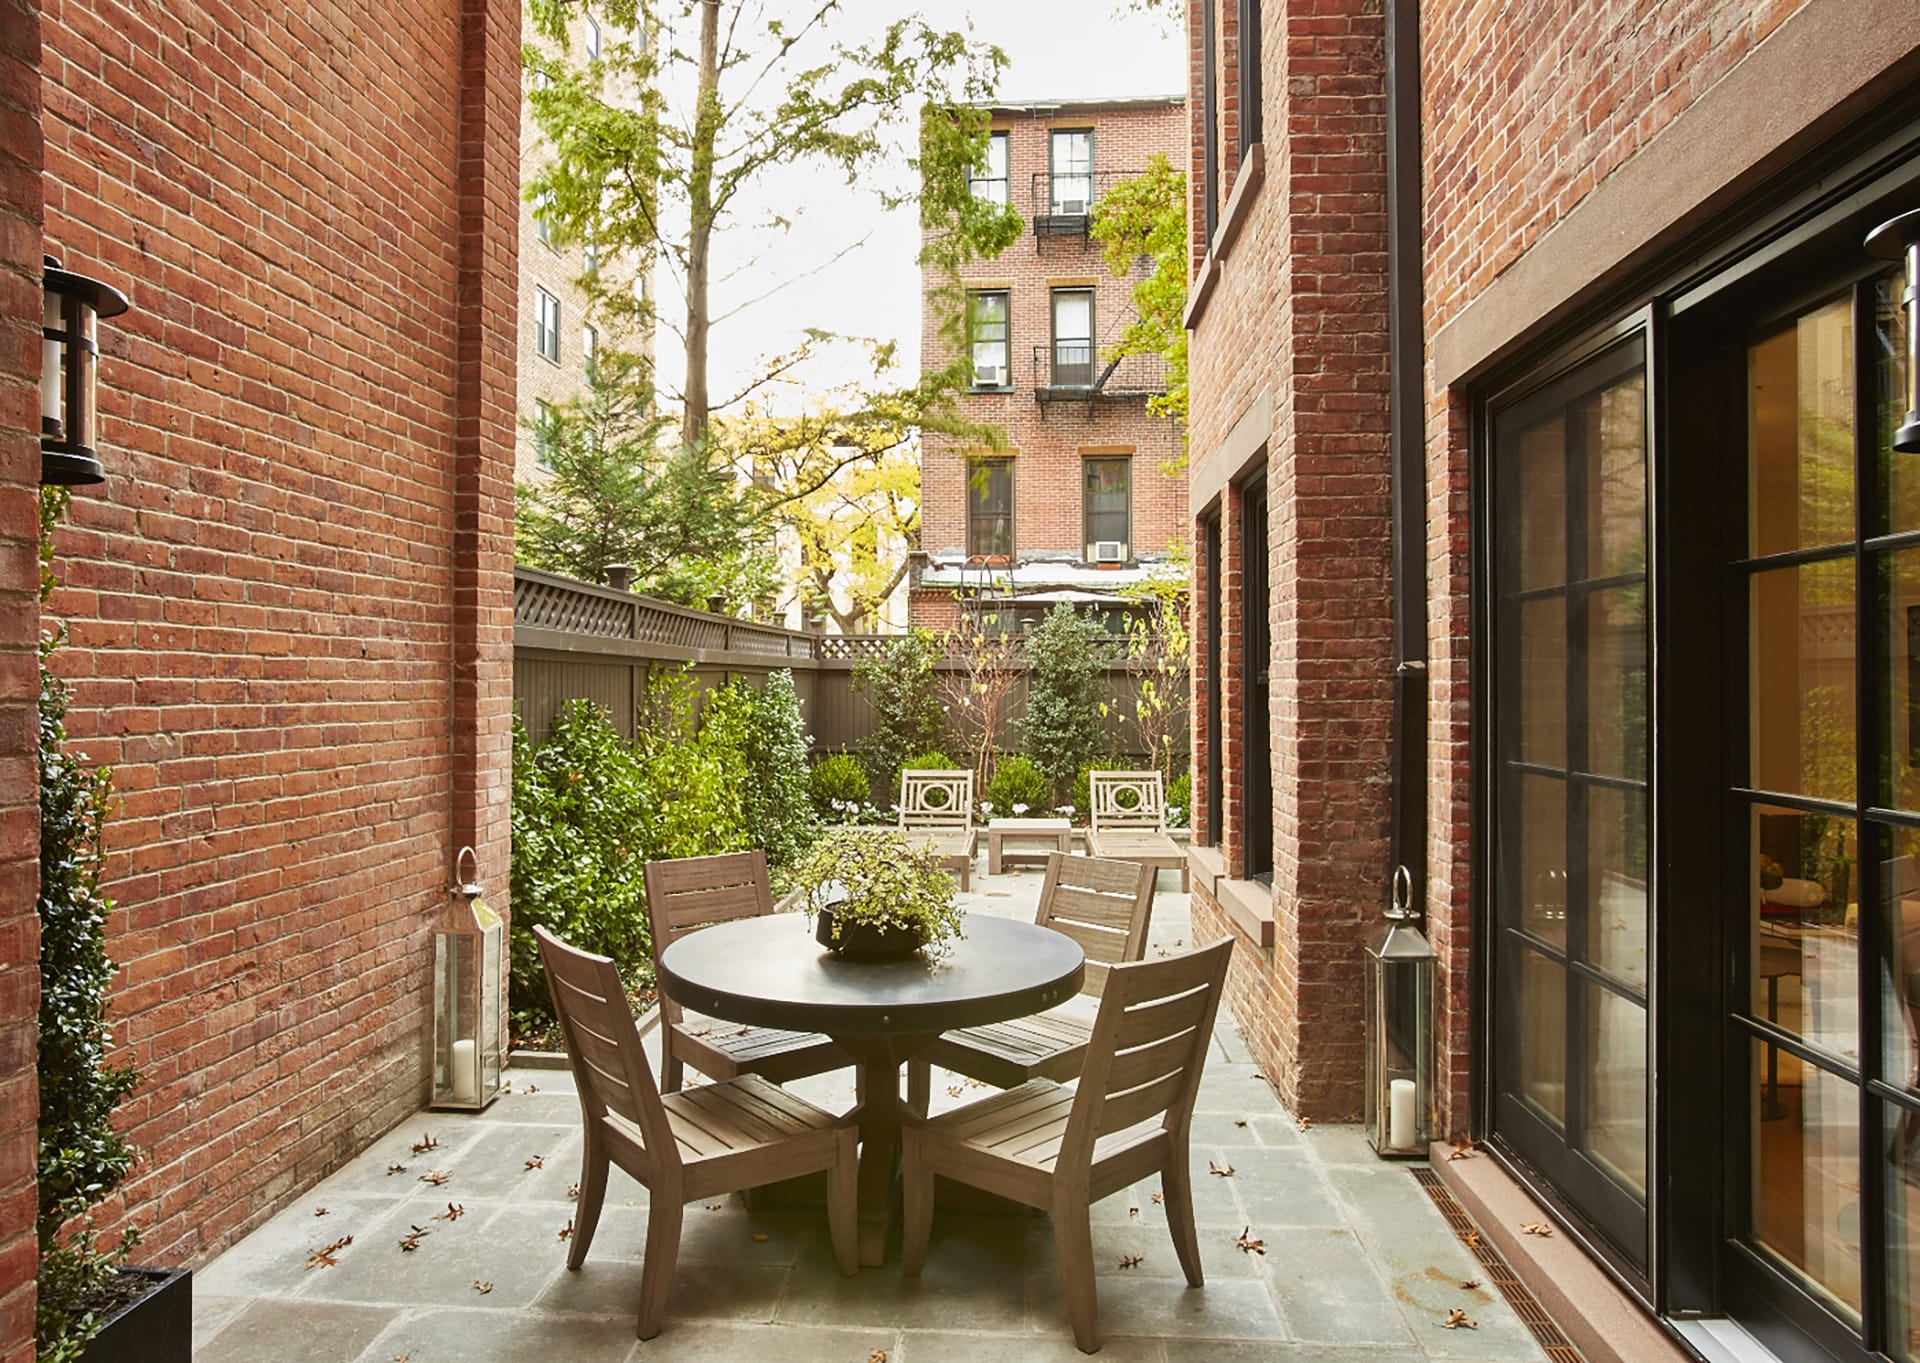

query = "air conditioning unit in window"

[
  {"left": 974, "top": 364, "right": 1005, "bottom": 388},
  {"left": 1092, "top": 541, "right": 1127, "bottom": 564},
  {"left": 1058, "top": 197, "right": 1088, "bottom": 216}
]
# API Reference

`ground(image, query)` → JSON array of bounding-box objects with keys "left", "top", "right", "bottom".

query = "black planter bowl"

[
  {"left": 81, "top": 1266, "right": 190, "bottom": 1363},
  {"left": 814, "top": 906, "right": 926, "bottom": 959}
]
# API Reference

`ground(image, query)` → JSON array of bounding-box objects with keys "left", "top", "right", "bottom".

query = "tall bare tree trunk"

[{"left": 683, "top": 0, "right": 719, "bottom": 448}]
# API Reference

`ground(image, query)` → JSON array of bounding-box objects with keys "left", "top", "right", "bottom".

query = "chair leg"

[
  {"left": 661, "top": 1049, "right": 684, "bottom": 1095},
  {"left": 907, "top": 1056, "right": 931, "bottom": 1118},
  {"left": 635, "top": 1194, "right": 685, "bottom": 1340},
  {"left": 901, "top": 1127, "right": 934, "bottom": 1276},
  {"left": 826, "top": 1128, "right": 859, "bottom": 1277},
  {"left": 1179, "top": 864, "right": 1189, "bottom": 892},
  {"left": 1162, "top": 1145, "right": 1204, "bottom": 1288},
  {"left": 569, "top": 1125, "right": 609, "bottom": 1271},
  {"left": 1051, "top": 1196, "right": 1102, "bottom": 1353}
]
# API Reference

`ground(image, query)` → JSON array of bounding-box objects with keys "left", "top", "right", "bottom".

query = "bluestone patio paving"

[{"left": 194, "top": 867, "right": 1552, "bottom": 1362}]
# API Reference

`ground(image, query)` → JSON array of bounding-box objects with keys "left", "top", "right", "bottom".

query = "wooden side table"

[{"left": 986, "top": 817, "right": 1073, "bottom": 874}]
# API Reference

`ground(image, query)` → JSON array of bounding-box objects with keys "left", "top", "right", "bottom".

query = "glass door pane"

[{"left": 1492, "top": 337, "right": 1651, "bottom": 1263}]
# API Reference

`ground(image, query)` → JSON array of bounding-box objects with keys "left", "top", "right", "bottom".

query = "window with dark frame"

[
  {"left": 1201, "top": 0, "right": 1218, "bottom": 242},
  {"left": 971, "top": 131, "right": 1010, "bottom": 205},
  {"left": 1240, "top": 479, "right": 1272, "bottom": 881},
  {"left": 966, "top": 457, "right": 1013, "bottom": 559},
  {"left": 1203, "top": 511, "right": 1222, "bottom": 847},
  {"left": 1049, "top": 129, "right": 1093, "bottom": 215},
  {"left": 1051, "top": 288, "right": 1094, "bottom": 387},
  {"left": 968, "top": 291, "right": 1011, "bottom": 389},
  {"left": 1082, "top": 457, "right": 1130, "bottom": 561},
  {"left": 1237, "top": 0, "right": 1262, "bottom": 153},
  {"left": 535, "top": 287, "right": 560, "bottom": 363}
]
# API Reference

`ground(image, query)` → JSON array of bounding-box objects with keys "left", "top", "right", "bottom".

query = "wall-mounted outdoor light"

[
  {"left": 1868, "top": 210, "right": 1920, "bottom": 454},
  {"left": 1365, "top": 866, "right": 1436, "bottom": 1159},
  {"left": 431, "top": 847, "right": 504, "bottom": 1112},
  {"left": 40, "top": 255, "right": 129, "bottom": 487}
]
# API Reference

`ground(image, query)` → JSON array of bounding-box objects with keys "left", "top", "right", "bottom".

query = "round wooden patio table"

[{"left": 657, "top": 912, "right": 1085, "bottom": 1266}]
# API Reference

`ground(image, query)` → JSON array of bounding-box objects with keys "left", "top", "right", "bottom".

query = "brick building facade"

[
  {"left": 0, "top": 1, "right": 520, "bottom": 1353},
  {"left": 912, "top": 96, "right": 1186, "bottom": 632},
  {"left": 1186, "top": 0, "right": 1920, "bottom": 1358}
]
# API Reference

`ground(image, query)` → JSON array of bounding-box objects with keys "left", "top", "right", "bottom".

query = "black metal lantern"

[
  {"left": 1867, "top": 210, "right": 1920, "bottom": 454},
  {"left": 1365, "top": 866, "right": 1437, "bottom": 1158},
  {"left": 40, "top": 255, "right": 130, "bottom": 486}
]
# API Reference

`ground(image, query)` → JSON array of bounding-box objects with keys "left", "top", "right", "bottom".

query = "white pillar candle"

[
  {"left": 1389, "top": 1078, "right": 1417, "bottom": 1151},
  {"left": 451, "top": 1039, "right": 478, "bottom": 1103}
]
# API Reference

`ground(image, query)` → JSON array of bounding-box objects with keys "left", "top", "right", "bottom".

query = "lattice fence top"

[{"left": 514, "top": 569, "right": 816, "bottom": 659}]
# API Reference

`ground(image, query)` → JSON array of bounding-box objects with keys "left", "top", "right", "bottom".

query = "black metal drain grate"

[{"left": 1413, "top": 1167, "right": 1587, "bottom": 1363}]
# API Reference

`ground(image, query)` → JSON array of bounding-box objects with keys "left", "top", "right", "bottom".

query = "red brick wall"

[
  {"left": 917, "top": 100, "right": 1187, "bottom": 595},
  {"left": 0, "top": 0, "right": 39, "bottom": 1355},
  {"left": 1185, "top": 0, "right": 1392, "bottom": 1121},
  {"left": 36, "top": 0, "right": 518, "bottom": 1267}
]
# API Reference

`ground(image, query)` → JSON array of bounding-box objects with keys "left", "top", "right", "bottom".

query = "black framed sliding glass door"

[{"left": 1488, "top": 336, "right": 1652, "bottom": 1270}]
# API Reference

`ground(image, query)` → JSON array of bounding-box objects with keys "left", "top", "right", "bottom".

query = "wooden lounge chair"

[
  {"left": 902, "top": 938, "right": 1234, "bottom": 1353},
  {"left": 1084, "top": 770, "right": 1188, "bottom": 891},
  {"left": 905, "top": 853, "right": 1155, "bottom": 1114},
  {"left": 533, "top": 925, "right": 859, "bottom": 1340},
  {"left": 643, "top": 850, "right": 848, "bottom": 1093},
  {"left": 898, "top": 768, "right": 979, "bottom": 891}
]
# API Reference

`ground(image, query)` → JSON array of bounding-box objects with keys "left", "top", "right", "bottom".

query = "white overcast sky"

[{"left": 651, "top": 1, "right": 1185, "bottom": 413}]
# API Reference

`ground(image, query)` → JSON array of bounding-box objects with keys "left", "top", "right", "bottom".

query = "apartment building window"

[
  {"left": 968, "top": 291, "right": 1011, "bottom": 389},
  {"left": 582, "top": 230, "right": 599, "bottom": 276},
  {"left": 585, "top": 13, "right": 601, "bottom": 59},
  {"left": 1049, "top": 129, "right": 1093, "bottom": 214},
  {"left": 582, "top": 324, "right": 597, "bottom": 372},
  {"left": 1083, "top": 457, "right": 1130, "bottom": 561},
  {"left": 1051, "top": 288, "right": 1093, "bottom": 388},
  {"left": 535, "top": 287, "right": 560, "bottom": 363},
  {"left": 1237, "top": 0, "right": 1263, "bottom": 151},
  {"left": 534, "top": 399, "right": 556, "bottom": 468},
  {"left": 534, "top": 189, "right": 557, "bottom": 248},
  {"left": 966, "top": 458, "right": 1014, "bottom": 558},
  {"left": 971, "top": 131, "right": 1009, "bottom": 205}
]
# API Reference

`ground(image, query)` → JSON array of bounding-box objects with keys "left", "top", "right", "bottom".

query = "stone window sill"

[
  {"left": 1190, "top": 846, "right": 1275, "bottom": 949},
  {"left": 1184, "top": 143, "right": 1265, "bottom": 333}
]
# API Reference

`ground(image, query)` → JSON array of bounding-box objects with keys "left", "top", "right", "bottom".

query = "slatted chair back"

[
  {"left": 1034, "top": 853, "right": 1156, "bottom": 1001},
  {"left": 643, "top": 850, "right": 774, "bottom": 1028},
  {"left": 898, "top": 769, "right": 975, "bottom": 832},
  {"left": 1061, "top": 938, "right": 1232, "bottom": 1158},
  {"left": 533, "top": 924, "right": 678, "bottom": 1173},
  {"left": 1088, "top": 770, "right": 1170, "bottom": 832}
]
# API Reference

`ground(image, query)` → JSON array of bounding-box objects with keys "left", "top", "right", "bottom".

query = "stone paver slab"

[
  {"left": 364, "top": 1306, "right": 640, "bottom": 1363},
  {"left": 194, "top": 1299, "right": 398, "bottom": 1363}
]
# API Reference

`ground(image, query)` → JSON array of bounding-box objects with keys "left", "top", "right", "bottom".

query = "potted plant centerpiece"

[{"left": 796, "top": 827, "right": 964, "bottom": 959}]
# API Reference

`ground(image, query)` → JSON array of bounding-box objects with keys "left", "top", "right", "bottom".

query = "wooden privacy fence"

[{"left": 513, "top": 567, "right": 1185, "bottom": 764}]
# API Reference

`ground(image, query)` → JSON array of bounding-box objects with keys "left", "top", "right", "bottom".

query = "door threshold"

[{"left": 1669, "top": 1317, "right": 1792, "bottom": 1363}]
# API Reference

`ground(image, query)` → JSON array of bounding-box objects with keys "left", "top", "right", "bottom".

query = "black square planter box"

[{"left": 80, "top": 1266, "right": 191, "bottom": 1363}]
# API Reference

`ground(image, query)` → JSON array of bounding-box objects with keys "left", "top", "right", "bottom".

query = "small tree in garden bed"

[
  {"left": 940, "top": 608, "right": 1021, "bottom": 786},
  {"left": 36, "top": 488, "right": 141, "bottom": 1363},
  {"left": 852, "top": 628, "right": 947, "bottom": 793},
  {"left": 696, "top": 669, "right": 816, "bottom": 870},
  {"left": 1121, "top": 549, "right": 1191, "bottom": 782},
  {"left": 1022, "top": 604, "right": 1114, "bottom": 800}
]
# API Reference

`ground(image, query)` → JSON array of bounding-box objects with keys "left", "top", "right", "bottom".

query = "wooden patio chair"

[
  {"left": 643, "top": 850, "right": 849, "bottom": 1093},
  {"left": 1084, "top": 769, "right": 1188, "bottom": 891},
  {"left": 897, "top": 768, "right": 979, "bottom": 890},
  {"left": 902, "top": 938, "right": 1233, "bottom": 1353},
  {"left": 905, "top": 853, "right": 1155, "bottom": 1114},
  {"left": 533, "top": 925, "right": 858, "bottom": 1340}
]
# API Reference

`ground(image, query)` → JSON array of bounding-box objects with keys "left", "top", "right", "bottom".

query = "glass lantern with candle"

[
  {"left": 1365, "top": 867, "right": 1437, "bottom": 1158},
  {"left": 433, "top": 847, "right": 504, "bottom": 1111}
]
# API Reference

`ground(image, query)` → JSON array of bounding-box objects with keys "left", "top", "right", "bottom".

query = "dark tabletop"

[{"left": 657, "top": 913, "right": 1086, "bottom": 1036}]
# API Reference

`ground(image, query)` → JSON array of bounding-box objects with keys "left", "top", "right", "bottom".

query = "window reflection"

[{"left": 1752, "top": 1040, "right": 1863, "bottom": 1319}]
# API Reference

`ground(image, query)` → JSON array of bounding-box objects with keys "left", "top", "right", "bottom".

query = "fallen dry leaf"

[
  {"left": 1296, "top": 1116, "right": 1312, "bottom": 1132},
  {"left": 947, "top": 1085, "right": 964, "bottom": 1098},
  {"left": 1235, "top": 1226, "right": 1266, "bottom": 1255},
  {"left": 305, "top": 1234, "right": 353, "bottom": 1269},
  {"left": 1155, "top": 946, "right": 1171, "bottom": 957},
  {"left": 393, "top": 1356, "right": 409, "bottom": 1362},
  {"left": 868, "top": 1352, "right": 888, "bottom": 1363},
  {"left": 525, "top": 1155, "right": 545, "bottom": 1170},
  {"left": 1233, "top": 1118, "right": 1248, "bottom": 1128},
  {"left": 434, "top": 1203, "right": 465, "bottom": 1222},
  {"left": 1150, "top": 1191, "right": 1164, "bottom": 1205},
  {"left": 568, "top": 1183, "right": 580, "bottom": 1200},
  {"left": 314, "top": 1206, "right": 329, "bottom": 1217},
  {"left": 398, "top": 1225, "right": 429, "bottom": 1252},
  {"left": 1209, "top": 1161, "right": 1235, "bottom": 1178},
  {"left": 411, "top": 1133, "right": 438, "bottom": 1155},
  {"left": 527, "top": 1084, "right": 539, "bottom": 1094},
  {"left": 751, "top": 1232, "right": 769, "bottom": 1243},
  {"left": 386, "top": 1163, "right": 408, "bottom": 1176},
  {"left": 1460, "top": 1229, "right": 1481, "bottom": 1249},
  {"left": 1447, "top": 1137, "right": 1477, "bottom": 1162},
  {"left": 1521, "top": 1221, "right": 1553, "bottom": 1238},
  {"left": 419, "top": 1171, "right": 450, "bottom": 1187},
  {"left": 559, "top": 1218, "right": 574, "bottom": 1241},
  {"left": 1460, "top": 1279, "right": 1481, "bottom": 1290},
  {"left": 473, "top": 1280, "right": 493, "bottom": 1295},
  {"left": 1118, "top": 1254, "right": 1143, "bottom": 1269},
  {"left": 1442, "top": 1307, "right": 1477, "bottom": 1330}
]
